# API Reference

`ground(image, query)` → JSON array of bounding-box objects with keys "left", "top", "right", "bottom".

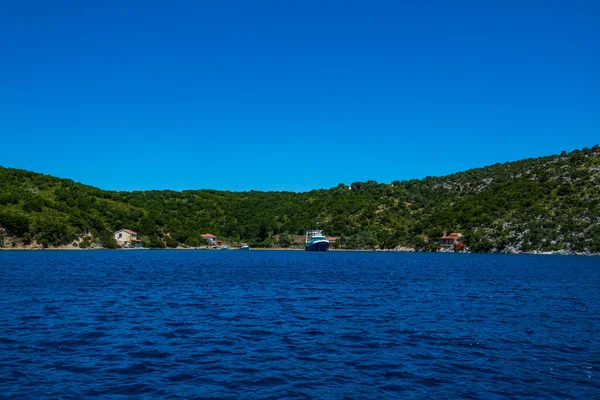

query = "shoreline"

[{"left": 0, "top": 247, "right": 598, "bottom": 256}]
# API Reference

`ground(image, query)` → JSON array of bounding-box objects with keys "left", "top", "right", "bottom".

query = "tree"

[
  {"left": 164, "top": 235, "right": 179, "bottom": 248},
  {"left": 278, "top": 232, "right": 293, "bottom": 248},
  {"left": 0, "top": 212, "right": 30, "bottom": 236},
  {"left": 463, "top": 230, "right": 493, "bottom": 253},
  {"left": 259, "top": 221, "right": 270, "bottom": 242}
]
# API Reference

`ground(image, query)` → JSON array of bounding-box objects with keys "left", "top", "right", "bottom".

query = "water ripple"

[{"left": 0, "top": 250, "right": 599, "bottom": 398}]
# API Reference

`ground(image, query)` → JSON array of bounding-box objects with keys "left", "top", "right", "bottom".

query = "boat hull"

[{"left": 305, "top": 240, "right": 330, "bottom": 251}]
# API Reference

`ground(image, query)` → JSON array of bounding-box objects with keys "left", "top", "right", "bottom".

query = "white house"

[{"left": 114, "top": 229, "right": 138, "bottom": 246}]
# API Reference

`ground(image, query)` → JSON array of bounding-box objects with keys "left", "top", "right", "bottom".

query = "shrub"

[
  {"left": 428, "top": 242, "right": 441, "bottom": 252},
  {"left": 0, "top": 213, "right": 30, "bottom": 236},
  {"left": 79, "top": 237, "right": 91, "bottom": 248},
  {"left": 164, "top": 236, "right": 179, "bottom": 248}
]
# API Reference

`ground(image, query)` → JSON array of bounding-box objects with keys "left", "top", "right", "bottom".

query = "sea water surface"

[{"left": 0, "top": 250, "right": 599, "bottom": 399}]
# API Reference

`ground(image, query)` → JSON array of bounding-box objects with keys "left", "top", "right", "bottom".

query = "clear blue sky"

[{"left": 1, "top": 1, "right": 598, "bottom": 192}]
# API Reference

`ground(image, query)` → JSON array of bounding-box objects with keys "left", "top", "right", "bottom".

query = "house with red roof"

[
  {"left": 201, "top": 233, "right": 217, "bottom": 244},
  {"left": 114, "top": 229, "right": 141, "bottom": 247},
  {"left": 439, "top": 232, "right": 462, "bottom": 248}
]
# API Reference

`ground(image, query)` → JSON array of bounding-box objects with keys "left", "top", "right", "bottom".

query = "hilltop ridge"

[{"left": 1, "top": 145, "right": 599, "bottom": 253}]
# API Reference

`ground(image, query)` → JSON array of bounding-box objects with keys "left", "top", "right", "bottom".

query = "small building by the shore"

[
  {"left": 201, "top": 233, "right": 217, "bottom": 244},
  {"left": 114, "top": 229, "right": 141, "bottom": 247},
  {"left": 439, "top": 232, "right": 462, "bottom": 248},
  {"left": 326, "top": 237, "right": 339, "bottom": 243}
]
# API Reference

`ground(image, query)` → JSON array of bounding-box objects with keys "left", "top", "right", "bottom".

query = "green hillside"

[{"left": 1, "top": 145, "right": 599, "bottom": 253}]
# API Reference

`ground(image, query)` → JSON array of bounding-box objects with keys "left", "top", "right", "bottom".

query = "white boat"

[{"left": 305, "top": 229, "right": 330, "bottom": 251}]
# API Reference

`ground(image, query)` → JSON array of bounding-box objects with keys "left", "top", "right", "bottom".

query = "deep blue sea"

[{"left": 0, "top": 250, "right": 599, "bottom": 399}]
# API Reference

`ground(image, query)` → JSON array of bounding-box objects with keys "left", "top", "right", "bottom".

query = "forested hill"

[{"left": 1, "top": 145, "right": 600, "bottom": 253}]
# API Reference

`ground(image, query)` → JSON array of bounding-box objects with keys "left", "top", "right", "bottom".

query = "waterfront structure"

[
  {"left": 201, "top": 233, "right": 217, "bottom": 244},
  {"left": 114, "top": 229, "right": 139, "bottom": 247},
  {"left": 439, "top": 232, "right": 462, "bottom": 248}
]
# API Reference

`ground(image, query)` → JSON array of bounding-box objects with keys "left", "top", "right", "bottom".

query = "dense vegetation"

[{"left": 1, "top": 146, "right": 599, "bottom": 252}]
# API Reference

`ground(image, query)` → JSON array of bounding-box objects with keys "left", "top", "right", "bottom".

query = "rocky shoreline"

[
  {"left": 1, "top": 245, "right": 598, "bottom": 256},
  {"left": 380, "top": 246, "right": 600, "bottom": 256}
]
